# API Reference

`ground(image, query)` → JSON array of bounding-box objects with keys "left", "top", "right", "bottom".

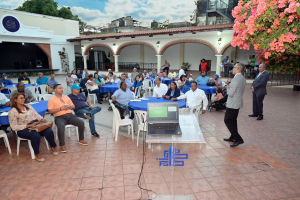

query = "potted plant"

[{"left": 182, "top": 62, "right": 191, "bottom": 72}]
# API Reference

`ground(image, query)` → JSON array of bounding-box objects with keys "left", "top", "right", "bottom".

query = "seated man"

[
  {"left": 0, "top": 82, "right": 9, "bottom": 98},
  {"left": 112, "top": 82, "right": 134, "bottom": 119},
  {"left": 0, "top": 92, "right": 11, "bottom": 107},
  {"left": 76, "top": 70, "right": 82, "bottom": 81},
  {"left": 48, "top": 84, "right": 87, "bottom": 153},
  {"left": 36, "top": 72, "right": 49, "bottom": 85},
  {"left": 125, "top": 73, "right": 133, "bottom": 83},
  {"left": 117, "top": 74, "right": 133, "bottom": 88},
  {"left": 149, "top": 69, "right": 157, "bottom": 79},
  {"left": 0, "top": 73, "right": 13, "bottom": 85},
  {"left": 68, "top": 84, "right": 101, "bottom": 138},
  {"left": 157, "top": 69, "right": 166, "bottom": 78},
  {"left": 195, "top": 72, "right": 211, "bottom": 85},
  {"left": 153, "top": 77, "right": 168, "bottom": 98},
  {"left": 65, "top": 72, "right": 75, "bottom": 88},
  {"left": 209, "top": 74, "right": 223, "bottom": 87},
  {"left": 82, "top": 68, "right": 90, "bottom": 78},
  {"left": 172, "top": 81, "right": 208, "bottom": 113},
  {"left": 11, "top": 82, "right": 36, "bottom": 103},
  {"left": 46, "top": 74, "right": 58, "bottom": 94},
  {"left": 18, "top": 72, "right": 31, "bottom": 84},
  {"left": 80, "top": 73, "right": 89, "bottom": 97}
]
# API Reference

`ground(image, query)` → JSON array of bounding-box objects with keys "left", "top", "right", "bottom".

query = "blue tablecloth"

[
  {"left": 182, "top": 85, "right": 217, "bottom": 95},
  {"left": 129, "top": 97, "right": 186, "bottom": 111},
  {"left": 1, "top": 84, "right": 39, "bottom": 94},
  {"left": 146, "top": 78, "right": 173, "bottom": 85},
  {"left": 99, "top": 83, "right": 118, "bottom": 93},
  {"left": 0, "top": 101, "right": 48, "bottom": 125}
]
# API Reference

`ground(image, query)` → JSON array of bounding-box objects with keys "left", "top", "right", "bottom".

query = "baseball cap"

[
  {"left": 71, "top": 84, "right": 81, "bottom": 90},
  {"left": 2, "top": 73, "right": 7, "bottom": 76},
  {"left": 214, "top": 74, "right": 219, "bottom": 78}
]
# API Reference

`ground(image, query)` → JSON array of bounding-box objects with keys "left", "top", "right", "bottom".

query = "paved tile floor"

[{"left": 0, "top": 77, "right": 299, "bottom": 199}]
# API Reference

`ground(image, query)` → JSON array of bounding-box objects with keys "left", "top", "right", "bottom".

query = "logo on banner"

[
  {"left": 156, "top": 146, "right": 188, "bottom": 166},
  {"left": 2, "top": 16, "right": 20, "bottom": 32}
]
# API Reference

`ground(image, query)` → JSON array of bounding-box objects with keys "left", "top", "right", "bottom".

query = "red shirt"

[{"left": 200, "top": 62, "right": 207, "bottom": 71}]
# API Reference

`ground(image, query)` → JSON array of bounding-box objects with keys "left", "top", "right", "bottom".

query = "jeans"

[
  {"left": 89, "top": 89, "right": 102, "bottom": 102},
  {"left": 17, "top": 128, "right": 56, "bottom": 155},
  {"left": 55, "top": 114, "right": 85, "bottom": 146},
  {"left": 74, "top": 106, "right": 101, "bottom": 134}
]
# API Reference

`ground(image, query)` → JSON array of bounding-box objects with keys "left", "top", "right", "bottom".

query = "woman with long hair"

[
  {"left": 87, "top": 75, "right": 103, "bottom": 104},
  {"left": 8, "top": 93, "right": 57, "bottom": 162},
  {"left": 163, "top": 81, "right": 181, "bottom": 99},
  {"left": 131, "top": 75, "right": 145, "bottom": 97},
  {"left": 178, "top": 75, "right": 186, "bottom": 90},
  {"left": 94, "top": 74, "right": 105, "bottom": 86}
]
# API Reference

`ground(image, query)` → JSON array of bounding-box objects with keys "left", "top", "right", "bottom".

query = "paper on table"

[
  {"left": 0, "top": 112, "right": 8, "bottom": 116},
  {"left": 130, "top": 99, "right": 141, "bottom": 102},
  {"left": 29, "top": 102, "right": 39, "bottom": 104}
]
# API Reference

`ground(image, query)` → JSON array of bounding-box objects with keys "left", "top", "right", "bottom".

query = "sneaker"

[
  {"left": 92, "top": 132, "right": 100, "bottom": 137},
  {"left": 84, "top": 113, "right": 92, "bottom": 120}
]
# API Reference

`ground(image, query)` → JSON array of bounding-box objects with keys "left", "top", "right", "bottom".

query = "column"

[
  {"left": 215, "top": 55, "right": 222, "bottom": 75},
  {"left": 156, "top": 55, "right": 162, "bottom": 72},
  {"left": 230, "top": 46, "right": 237, "bottom": 62},
  {"left": 114, "top": 55, "right": 119, "bottom": 72},
  {"left": 83, "top": 55, "right": 87, "bottom": 70},
  {"left": 179, "top": 43, "right": 185, "bottom": 69}
]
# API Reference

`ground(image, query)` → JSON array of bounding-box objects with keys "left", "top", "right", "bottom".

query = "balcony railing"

[{"left": 270, "top": 72, "right": 300, "bottom": 86}]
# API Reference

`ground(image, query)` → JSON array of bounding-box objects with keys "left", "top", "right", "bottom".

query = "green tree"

[{"left": 16, "top": 0, "right": 86, "bottom": 33}]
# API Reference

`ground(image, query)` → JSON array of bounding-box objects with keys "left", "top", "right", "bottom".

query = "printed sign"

[
  {"left": 2, "top": 16, "right": 20, "bottom": 32},
  {"left": 157, "top": 146, "right": 188, "bottom": 166}
]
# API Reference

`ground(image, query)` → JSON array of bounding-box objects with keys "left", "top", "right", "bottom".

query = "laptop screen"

[{"left": 147, "top": 102, "right": 179, "bottom": 123}]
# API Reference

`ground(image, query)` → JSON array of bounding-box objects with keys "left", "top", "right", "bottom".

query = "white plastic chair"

[
  {"left": 134, "top": 110, "right": 147, "bottom": 147},
  {"left": 110, "top": 103, "right": 134, "bottom": 142},
  {"left": 88, "top": 92, "right": 96, "bottom": 104},
  {"left": 179, "top": 104, "right": 203, "bottom": 125},
  {"left": 54, "top": 124, "right": 79, "bottom": 141},
  {"left": 39, "top": 94, "right": 54, "bottom": 101},
  {"left": 16, "top": 131, "right": 49, "bottom": 159},
  {"left": 8, "top": 87, "right": 17, "bottom": 96},
  {"left": 37, "top": 85, "right": 48, "bottom": 100},
  {"left": 134, "top": 86, "right": 142, "bottom": 98},
  {"left": 26, "top": 86, "right": 38, "bottom": 100},
  {"left": 142, "top": 80, "right": 153, "bottom": 96},
  {"left": 0, "top": 130, "right": 11, "bottom": 154}
]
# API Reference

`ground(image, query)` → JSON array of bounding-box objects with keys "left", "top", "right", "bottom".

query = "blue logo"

[
  {"left": 2, "top": 16, "right": 20, "bottom": 32},
  {"left": 156, "top": 146, "right": 188, "bottom": 166}
]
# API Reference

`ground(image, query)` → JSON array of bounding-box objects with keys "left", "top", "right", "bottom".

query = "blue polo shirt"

[
  {"left": 36, "top": 77, "right": 49, "bottom": 85},
  {"left": 46, "top": 79, "right": 58, "bottom": 87},
  {"left": 0, "top": 78, "right": 13, "bottom": 85},
  {"left": 68, "top": 93, "right": 89, "bottom": 112},
  {"left": 195, "top": 76, "right": 210, "bottom": 85}
]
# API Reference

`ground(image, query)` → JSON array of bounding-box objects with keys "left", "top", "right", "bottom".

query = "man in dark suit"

[
  {"left": 224, "top": 63, "right": 246, "bottom": 147},
  {"left": 249, "top": 64, "right": 269, "bottom": 120}
]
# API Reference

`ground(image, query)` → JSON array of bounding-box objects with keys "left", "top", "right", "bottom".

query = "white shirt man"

[
  {"left": 173, "top": 82, "right": 208, "bottom": 110},
  {"left": 178, "top": 67, "right": 186, "bottom": 78},
  {"left": 152, "top": 78, "right": 168, "bottom": 97}
]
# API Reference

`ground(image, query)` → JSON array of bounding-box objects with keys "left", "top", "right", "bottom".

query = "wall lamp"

[
  {"left": 218, "top": 38, "right": 222, "bottom": 45},
  {"left": 156, "top": 41, "right": 160, "bottom": 48}
]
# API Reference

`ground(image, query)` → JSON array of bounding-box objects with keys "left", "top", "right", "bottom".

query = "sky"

[{"left": 0, "top": 0, "right": 197, "bottom": 27}]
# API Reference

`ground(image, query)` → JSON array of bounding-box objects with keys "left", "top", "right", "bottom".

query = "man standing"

[
  {"left": 11, "top": 82, "right": 36, "bottom": 102},
  {"left": 195, "top": 72, "right": 210, "bottom": 85},
  {"left": 48, "top": 84, "right": 87, "bottom": 152},
  {"left": 249, "top": 64, "right": 269, "bottom": 120},
  {"left": 221, "top": 56, "right": 231, "bottom": 77},
  {"left": 223, "top": 63, "right": 246, "bottom": 147},
  {"left": 65, "top": 72, "right": 75, "bottom": 88},
  {"left": 68, "top": 84, "right": 101, "bottom": 137},
  {"left": 162, "top": 60, "right": 170, "bottom": 75},
  {"left": 178, "top": 66, "right": 186, "bottom": 78},
  {"left": 18, "top": 72, "right": 31, "bottom": 84},
  {"left": 172, "top": 82, "right": 208, "bottom": 111},
  {"left": 46, "top": 74, "right": 58, "bottom": 94},
  {"left": 153, "top": 78, "right": 168, "bottom": 97}
]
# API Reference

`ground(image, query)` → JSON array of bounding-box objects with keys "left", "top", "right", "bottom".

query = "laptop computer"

[{"left": 147, "top": 102, "right": 182, "bottom": 135}]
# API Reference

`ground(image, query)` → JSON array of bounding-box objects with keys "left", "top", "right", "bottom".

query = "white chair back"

[
  {"left": 111, "top": 103, "right": 122, "bottom": 124},
  {"left": 142, "top": 80, "right": 150, "bottom": 90},
  {"left": 40, "top": 94, "right": 54, "bottom": 101},
  {"left": 38, "top": 85, "right": 48, "bottom": 95},
  {"left": 8, "top": 87, "right": 17, "bottom": 95},
  {"left": 174, "top": 81, "right": 179, "bottom": 88},
  {"left": 134, "top": 86, "right": 141, "bottom": 98},
  {"left": 134, "top": 110, "right": 147, "bottom": 128}
]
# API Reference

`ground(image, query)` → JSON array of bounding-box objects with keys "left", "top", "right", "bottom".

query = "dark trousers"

[
  {"left": 55, "top": 114, "right": 85, "bottom": 146},
  {"left": 81, "top": 89, "right": 88, "bottom": 97},
  {"left": 224, "top": 65, "right": 229, "bottom": 77},
  {"left": 17, "top": 128, "right": 56, "bottom": 155},
  {"left": 224, "top": 108, "right": 244, "bottom": 142},
  {"left": 253, "top": 92, "right": 265, "bottom": 116},
  {"left": 89, "top": 89, "right": 102, "bottom": 102},
  {"left": 163, "top": 67, "right": 169, "bottom": 75}
]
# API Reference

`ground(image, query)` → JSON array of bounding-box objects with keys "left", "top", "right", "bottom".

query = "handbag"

[{"left": 29, "top": 121, "right": 53, "bottom": 132}]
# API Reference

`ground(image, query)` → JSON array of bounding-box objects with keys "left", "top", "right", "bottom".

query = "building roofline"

[{"left": 67, "top": 23, "right": 233, "bottom": 42}]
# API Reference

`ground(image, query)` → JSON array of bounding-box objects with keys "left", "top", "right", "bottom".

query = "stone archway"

[
  {"left": 219, "top": 42, "right": 232, "bottom": 55},
  {"left": 35, "top": 43, "right": 52, "bottom": 69},
  {"left": 116, "top": 41, "right": 158, "bottom": 55},
  {"left": 159, "top": 39, "right": 219, "bottom": 55},
  {"left": 84, "top": 44, "right": 114, "bottom": 56}
]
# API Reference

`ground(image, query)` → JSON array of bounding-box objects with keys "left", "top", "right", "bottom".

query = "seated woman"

[
  {"left": 71, "top": 70, "right": 79, "bottom": 83},
  {"left": 86, "top": 75, "right": 103, "bottom": 104},
  {"left": 94, "top": 74, "right": 105, "bottom": 86},
  {"left": 163, "top": 82, "right": 180, "bottom": 99},
  {"left": 107, "top": 72, "right": 114, "bottom": 82},
  {"left": 8, "top": 93, "right": 57, "bottom": 162},
  {"left": 209, "top": 88, "right": 225, "bottom": 111},
  {"left": 131, "top": 75, "right": 145, "bottom": 97},
  {"left": 177, "top": 75, "right": 186, "bottom": 90}
]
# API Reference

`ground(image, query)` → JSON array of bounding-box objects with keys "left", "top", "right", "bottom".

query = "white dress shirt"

[
  {"left": 177, "top": 88, "right": 208, "bottom": 110},
  {"left": 153, "top": 83, "right": 168, "bottom": 97},
  {"left": 178, "top": 69, "right": 185, "bottom": 78}
]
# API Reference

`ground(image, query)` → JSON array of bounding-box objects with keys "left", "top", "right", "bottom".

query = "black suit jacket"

[
  {"left": 165, "top": 88, "right": 181, "bottom": 98},
  {"left": 251, "top": 71, "right": 269, "bottom": 96}
]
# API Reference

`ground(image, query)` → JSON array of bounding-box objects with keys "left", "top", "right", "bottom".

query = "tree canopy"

[
  {"left": 231, "top": 0, "right": 300, "bottom": 74},
  {"left": 16, "top": 0, "right": 86, "bottom": 33}
]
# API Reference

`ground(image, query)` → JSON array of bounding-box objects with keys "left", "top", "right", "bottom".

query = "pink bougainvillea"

[{"left": 231, "top": 0, "right": 300, "bottom": 74}]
